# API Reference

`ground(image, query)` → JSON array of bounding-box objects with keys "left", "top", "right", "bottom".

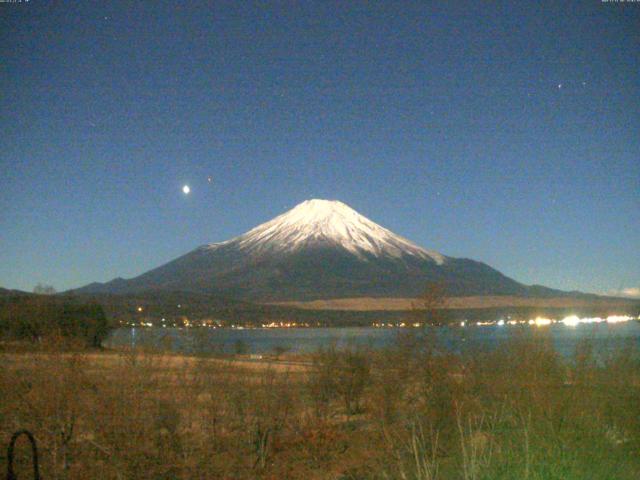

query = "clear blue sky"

[{"left": 1, "top": 1, "right": 638, "bottom": 295}]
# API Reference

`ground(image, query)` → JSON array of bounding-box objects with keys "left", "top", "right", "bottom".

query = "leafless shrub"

[
  {"left": 308, "top": 345, "right": 371, "bottom": 417},
  {"left": 2, "top": 327, "right": 640, "bottom": 479}
]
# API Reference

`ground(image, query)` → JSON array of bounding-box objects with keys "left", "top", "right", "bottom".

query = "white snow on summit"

[{"left": 207, "top": 199, "right": 445, "bottom": 264}]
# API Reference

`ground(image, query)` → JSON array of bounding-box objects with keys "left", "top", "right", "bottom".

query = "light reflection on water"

[{"left": 104, "top": 321, "right": 640, "bottom": 358}]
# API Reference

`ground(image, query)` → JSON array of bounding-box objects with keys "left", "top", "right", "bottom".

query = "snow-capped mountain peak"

[
  {"left": 208, "top": 199, "right": 445, "bottom": 264},
  {"left": 74, "top": 198, "right": 550, "bottom": 301}
]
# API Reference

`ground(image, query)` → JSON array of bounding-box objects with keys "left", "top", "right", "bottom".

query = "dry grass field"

[
  {"left": 1, "top": 331, "right": 640, "bottom": 479},
  {"left": 270, "top": 295, "right": 637, "bottom": 311}
]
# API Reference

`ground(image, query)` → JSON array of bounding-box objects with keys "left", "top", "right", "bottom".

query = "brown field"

[
  {"left": 0, "top": 350, "right": 311, "bottom": 374},
  {"left": 270, "top": 295, "right": 637, "bottom": 311},
  {"left": 2, "top": 333, "right": 640, "bottom": 479}
]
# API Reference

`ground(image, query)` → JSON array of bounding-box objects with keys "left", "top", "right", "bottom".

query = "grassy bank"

[{"left": 1, "top": 331, "right": 639, "bottom": 479}]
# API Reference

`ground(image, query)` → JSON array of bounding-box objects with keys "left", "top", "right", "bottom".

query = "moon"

[{"left": 182, "top": 185, "right": 190, "bottom": 195}]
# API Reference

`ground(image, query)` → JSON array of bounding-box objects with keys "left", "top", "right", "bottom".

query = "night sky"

[{"left": 1, "top": 1, "right": 638, "bottom": 296}]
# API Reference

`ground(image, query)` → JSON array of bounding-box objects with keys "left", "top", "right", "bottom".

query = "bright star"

[{"left": 182, "top": 185, "right": 190, "bottom": 194}]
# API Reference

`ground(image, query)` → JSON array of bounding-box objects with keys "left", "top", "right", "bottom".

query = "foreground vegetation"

[{"left": 1, "top": 329, "right": 639, "bottom": 479}]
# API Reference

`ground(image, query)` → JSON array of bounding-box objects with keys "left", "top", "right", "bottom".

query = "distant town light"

[
  {"left": 561, "top": 315, "right": 580, "bottom": 327},
  {"left": 534, "top": 317, "right": 552, "bottom": 327}
]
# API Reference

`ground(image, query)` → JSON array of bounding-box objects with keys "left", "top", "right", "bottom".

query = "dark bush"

[{"left": 0, "top": 295, "right": 112, "bottom": 347}]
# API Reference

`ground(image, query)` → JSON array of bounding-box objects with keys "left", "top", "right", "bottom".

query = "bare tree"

[{"left": 410, "top": 281, "right": 449, "bottom": 326}]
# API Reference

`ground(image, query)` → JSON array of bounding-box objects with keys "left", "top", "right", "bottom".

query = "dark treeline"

[
  {"left": 58, "top": 291, "right": 640, "bottom": 328},
  {"left": 1, "top": 290, "right": 638, "bottom": 340},
  {"left": 0, "top": 295, "right": 111, "bottom": 347}
]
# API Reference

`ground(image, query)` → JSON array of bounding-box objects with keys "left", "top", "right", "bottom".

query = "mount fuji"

[{"left": 74, "top": 199, "right": 564, "bottom": 301}]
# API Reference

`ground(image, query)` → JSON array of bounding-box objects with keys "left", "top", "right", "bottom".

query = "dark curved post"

[{"left": 6, "top": 430, "right": 40, "bottom": 480}]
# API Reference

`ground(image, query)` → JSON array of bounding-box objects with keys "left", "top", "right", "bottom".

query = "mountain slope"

[{"left": 73, "top": 199, "right": 565, "bottom": 301}]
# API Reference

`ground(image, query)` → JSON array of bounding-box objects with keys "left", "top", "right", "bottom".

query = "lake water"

[{"left": 105, "top": 320, "right": 640, "bottom": 358}]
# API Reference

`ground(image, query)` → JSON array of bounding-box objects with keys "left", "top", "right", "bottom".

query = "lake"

[{"left": 105, "top": 319, "right": 640, "bottom": 358}]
